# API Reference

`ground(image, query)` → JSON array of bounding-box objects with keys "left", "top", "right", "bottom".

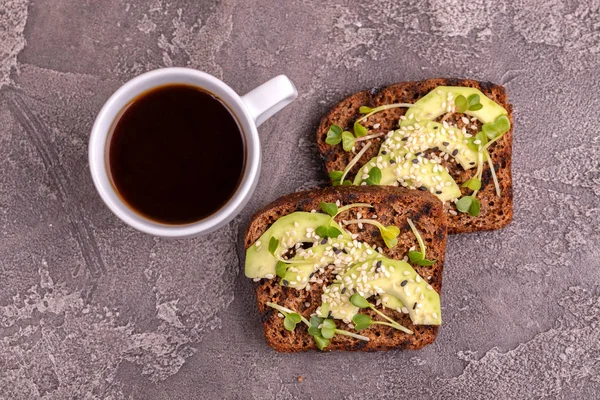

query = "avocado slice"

[
  {"left": 278, "top": 238, "right": 377, "bottom": 289},
  {"left": 245, "top": 212, "right": 350, "bottom": 279},
  {"left": 402, "top": 86, "right": 507, "bottom": 125},
  {"left": 318, "top": 257, "right": 441, "bottom": 326},
  {"left": 353, "top": 153, "right": 461, "bottom": 202}
]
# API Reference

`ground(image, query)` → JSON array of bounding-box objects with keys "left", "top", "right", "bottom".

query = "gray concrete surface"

[{"left": 1, "top": 0, "right": 599, "bottom": 398}]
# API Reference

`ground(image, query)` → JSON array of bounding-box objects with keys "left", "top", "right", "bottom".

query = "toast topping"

[
  {"left": 326, "top": 86, "right": 510, "bottom": 216},
  {"left": 245, "top": 201, "right": 442, "bottom": 351}
]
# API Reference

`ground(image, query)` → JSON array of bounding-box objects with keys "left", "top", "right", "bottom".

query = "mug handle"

[{"left": 241, "top": 75, "right": 298, "bottom": 127}]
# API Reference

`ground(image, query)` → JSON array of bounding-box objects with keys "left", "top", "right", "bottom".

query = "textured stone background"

[{"left": 1, "top": 0, "right": 599, "bottom": 398}]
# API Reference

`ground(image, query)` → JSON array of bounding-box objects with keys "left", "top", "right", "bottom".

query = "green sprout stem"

[
  {"left": 371, "top": 320, "right": 413, "bottom": 334},
  {"left": 343, "top": 218, "right": 385, "bottom": 231},
  {"left": 358, "top": 103, "right": 415, "bottom": 123},
  {"left": 471, "top": 150, "right": 485, "bottom": 197},
  {"left": 334, "top": 329, "right": 370, "bottom": 341},
  {"left": 266, "top": 302, "right": 310, "bottom": 326},
  {"left": 406, "top": 218, "right": 426, "bottom": 259},
  {"left": 336, "top": 203, "right": 374, "bottom": 216},
  {"left": 369, "top": 307, "right": 413, "bottom": 334},
  {"left": 485, "top": 149, "right": 501, "bottom": 197},
  {"left": 353, "top": 132, "right": 386, "bottom": 142},
  {"left": 266, "top": 302, "right": 370, "bottom": 342},
  {"left": 339, "top": 141, "right": 372, "bottom": 184}
]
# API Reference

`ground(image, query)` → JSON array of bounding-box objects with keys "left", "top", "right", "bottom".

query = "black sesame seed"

[
  {"left": 333, "top": 247, "right": 341, "bottom": 254},
  {"left": 309, "top": 272, "right": 315, "bottom": 278},
  {"left": 432, "top": 147, "right": 439, "bottom": 152},
  {"left": 401, "top": 280, "right": 408, "bottom": 286},
  {"left": 341, "top": 287, "right": 346, "bottom": 294},
  {"left": 415, "top": 152, "right": 422, "bottom": 156},
  {"left": 470, "top": 161, "right": 476, "bottom": 165},
  {"left": 327, "top": 311, "right": 332, "bottom": 318},
  {"left": 282, "top": 280, "right": 289, "bottom": 286},
  {"left": 381, "top": 151, "right": 387, "bottom": 155},
  {"left": 413, "top": 302, "right": 417, "bottom": 310},
  {"left": 402, "top": 137, "right": 409, "bottom": 141},
  {"left": 452, "top": 149, "right": 459, "bottom": 156},
  {"left": 390, "top": 159, "right": 396, "bottom": 164},
  {"left": 436, "top": 191, "right": 442, "bottom": 194},
  {"left": 321, "top": 238, "right": 328, "bottom": 245},
  {"left": 412, "top": 159, "right": 419, "bottom": 164},
  {"left": 433, "top": 126, "right": 439, "bottom": 130},
  {"left": 418, "top": 186, "right": 428, "bottom": 191},
  {"left": 342, "top": 249, "right": 348, "bottom": 254},
  {"left": 442, "top": 141, "right": 449, "bottom": 146},
  {"left": 376, "top": 260, "right": 382, "bottom": 268}
]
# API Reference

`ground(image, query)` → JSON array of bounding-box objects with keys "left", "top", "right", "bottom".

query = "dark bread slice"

[
  {"left": 244, "top": 186, "right": 447, "bottom": 352},
  {"left": 316, "top": 78, "right": 513, "bottom": 234}
]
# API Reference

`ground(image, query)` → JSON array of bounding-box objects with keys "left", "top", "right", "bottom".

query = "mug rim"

[{"left": 89, "top": 67, "right": 261, "bottom": 238}]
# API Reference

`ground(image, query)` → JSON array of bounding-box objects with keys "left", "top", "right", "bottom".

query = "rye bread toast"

[
  {"left": 244, "top": 186, "right": 447, "bottom": 352},
  {"left": 316, "top": 78, "right": 513, "bottom": 234}
]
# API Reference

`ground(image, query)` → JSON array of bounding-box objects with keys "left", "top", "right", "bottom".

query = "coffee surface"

[{"left": 109, "top": 84, "right": 245, "bottom": 225}]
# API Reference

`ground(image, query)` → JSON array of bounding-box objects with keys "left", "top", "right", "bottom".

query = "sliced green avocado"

[
  {"left": 319, "top": 257, "right": 441, "bottom": 325},
  {"left": 279, "top": 238, "right": 376, "bottom": 289},
  {"left": 353, "top": 153, "right": 461, "bottom": 202},
  {"left": 244, "top": 212, "right": 350, "bottom": 279},
  {"left": 402, "top": 86, "right": 507, "bottom": 125}
]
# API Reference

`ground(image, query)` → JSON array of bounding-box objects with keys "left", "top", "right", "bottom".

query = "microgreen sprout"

[
  {"left": 342, "top": 131, "right": 355, "bottom": 151},
  {"left": 485, "top": 149, "right": 501, "bottom": 196},
  {"left": 457, "top": 150, "right": 484, "bottom": 217},
  {"left": 337, "top": 141, "right": 373, "bottom": 185},
  {"left": 309, "top": 315, "right": 370, "bottom": 345},
  {"left": 454, "top": 94, "right": 483, "bottom": 113},
  {"left": 353, "top": 121, "right": 368, "bottom": 137},
  {"left": 456, "top": 196, "right": 481, "bottom": 216},
  {"left": 266, "top": 303, "right": 369, "bottom": 351},
  {"left": 481, "top": 115, "right": 510, "bottom": 140},
  {"left": 319, "top": 202, "right": 338, "bottom": 217},
  {"left": 329, "top": 171, "right": 353, "bottom": 186},
  {"left": 406, "top": 218, "right": 436, "bottom": 266},
  {"left": 343, "top": 219, "right": 399, "bottom": 248},
  {"left": 350, "top": 294, "right": 413, "bottom": 334},
  {"left": 325, "top": 124, "right": 343, "bottom": 145},
  {"left": 462, "top": 177, "right": 481, "bottom": 191},
  {"left": 357, "top": 103, "right": 414, "bottom": 122},
  {"left": 364, "top": 167, "right": 382, "bottom": 186},
  {"left": 284, "top": 312, "right": 302, "bottom": 331},
  {"left": 276, "top": 261, "right": 288, "bottom": 279},
  {"left": 266, "top": 302, "right": 310, "bottom": 326},
  {"left": 268, "top": 237, "right": 279, "bottom": 255},
  {"left": 315, "top": 225, "right": 342, "bottom": 239},
  {"left": 336, "top": 203, "right": 374, "bottom": 215},
  {"left": 326, "top": 123, "right": 385, "bottom": 152}
]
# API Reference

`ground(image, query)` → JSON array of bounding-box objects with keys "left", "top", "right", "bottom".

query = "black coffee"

[{"left": 108, "top": 84, "right": 245, "bottom": 225}]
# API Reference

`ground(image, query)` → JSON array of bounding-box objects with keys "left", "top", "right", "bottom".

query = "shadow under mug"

[{"left": 89, "top": 68, "right": 297, "bottom": 238}]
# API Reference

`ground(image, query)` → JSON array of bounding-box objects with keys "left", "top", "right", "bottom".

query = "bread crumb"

[{"left": 297, "top": 376, "right": 303, "bottom": 382}]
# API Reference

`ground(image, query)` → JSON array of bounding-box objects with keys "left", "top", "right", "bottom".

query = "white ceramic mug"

[{"left": 89, "top": 68, "right": 297, "bottom": 238}]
